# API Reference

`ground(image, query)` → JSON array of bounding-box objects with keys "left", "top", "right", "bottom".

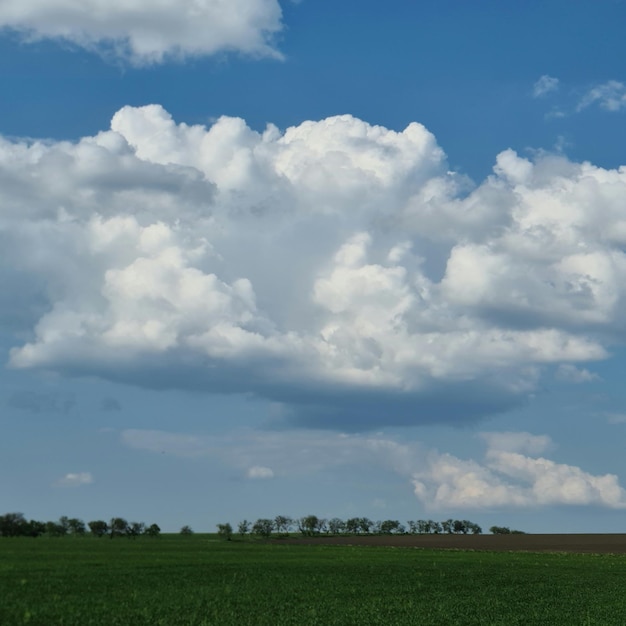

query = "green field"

[{"left": 2, "top": 535, "right": 626, "bottom": 625}]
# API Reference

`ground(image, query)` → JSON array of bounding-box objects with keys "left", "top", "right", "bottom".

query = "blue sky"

[{"left": 3, "top": 0, "right": 626, "bottom": 533}]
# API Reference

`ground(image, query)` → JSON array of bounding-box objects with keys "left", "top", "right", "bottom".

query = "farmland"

[{"left": 2, "top": 535, "right": 626, "bottom": 625}]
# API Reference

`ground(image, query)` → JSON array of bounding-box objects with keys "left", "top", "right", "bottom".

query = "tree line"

[
  {"left": 0, "top": 512, "right": 160, "bottom": 538},
  {"left": 217, "top": 516, "right": 487, "bottom": 540},
  {"left": 1, "top": 512, "right": 524, "bottom": 539},
  {"left": 488, "top": 526, "right": 526, "bottom": 535}
]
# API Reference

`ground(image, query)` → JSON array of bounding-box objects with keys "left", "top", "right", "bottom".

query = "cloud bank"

[
  {"left": 3, "top": 105, "right": 626, "bottom": 429},
  {"left": 122, "top": 428, "right": 626, "bottom": 509},
  {"left": 0, "top": 0, "right": 283, "bottom": 64}
]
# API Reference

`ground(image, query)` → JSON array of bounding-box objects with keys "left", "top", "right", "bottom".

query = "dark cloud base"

[{"left": 30, "top": 357, "right": 526, "bottom": 430}]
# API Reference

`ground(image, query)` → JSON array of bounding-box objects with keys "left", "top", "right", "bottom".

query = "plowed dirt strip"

[{"left": 284, "top": 533, "right": 626, "bottom": 553}]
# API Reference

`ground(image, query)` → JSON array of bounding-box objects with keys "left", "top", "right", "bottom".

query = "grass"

[{"left": 1, "top": 535, "right": 626, "bottom": 625}]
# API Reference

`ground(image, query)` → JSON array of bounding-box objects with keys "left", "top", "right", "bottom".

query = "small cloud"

[
  {"left": 533, "top": 75, "right": 560, "bottom": 98},
  {"left": 101, "top": 396, "right": 122, "bottom": 411},
  {"left": 122, "top": 430, "right": 207, "bottom": 457},
  {"left": 556, "top": 364, "right": 600, "bottom": 384},
  {"left": 246, "top": 465, "right": 274, "bottom": 480},
  {"left": 8, "top": 390, "right": 75, "bottom": 414},
  {"left": 553, "top": 135, "right": 571, "bottom": 153},
  {"left": 480, "top": 431, "right": 552, "bottom": 456},
  {"left": 545, "top": 107, "right": 567, "bottom": 120},
  {"left": 577, "top": 80, "right": 626, "bottom": 112},
  {"left": 54, "top": 472, "right": 94, "bottom": 488},
  {"left": 605, "top": 413, "right": 626, "bottom": 425}
]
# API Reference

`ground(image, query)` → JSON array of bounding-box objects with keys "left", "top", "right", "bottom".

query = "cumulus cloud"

[
  {"left": 577, "top": 80, "right": 626, "bottom": 112},
  {"left": 0, "top": 0, "right": 283, "bottom": 64},
  {"left": 122, "top": 427, "right": 626, "bottom": 509},
  {"left": 3, "top": 105, "right": 626, "bottom": 429},
  {"left": 413, "top": 434, "right": 626, "bottom": 510},
  {"left": 54, "top": 472, "right": 93, "bottom": 487},
  {"left": 533, "top": 75, "right": 559, "bottom": 98}
]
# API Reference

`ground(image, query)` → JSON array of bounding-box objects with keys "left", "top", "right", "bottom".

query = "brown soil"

[{"left": 282, "top": 534, "right": 626, "bottom": 554}]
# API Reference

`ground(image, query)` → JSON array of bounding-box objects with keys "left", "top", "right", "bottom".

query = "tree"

[
  {"left": 345, "top": 518, "right": 360, "bottom": 534},
  {"left": 299, "top": 515, "right": 319, "bottom": 537},
  {"left": 26, "top": 520, "right": 46, "bottom": 537},
  {"left": 453, "top": 520, "right": 466, "bottom": 534},
  {"left": 88, "top": 520, "right": 109, "bottom": 538},
  {"left": 274, "top": 516, "right": 293, "bottom": 535},
  {"left": 328, "top": 518, "right": 346, "bottom": 535},
  {"left": 217, "top": 523, "right": 233, "bottom": 541},
  {"left": 490, "top": 526, "right": 511, "bottom": 535},
  {"left": 380, "top": 520, "right": 402, "bottom": 535},
  {"left": 145, "top": 523, "right": 161, "bottom": 538},
  {"left": 238, "top": 520, "right": 251, "bottom": 537},
  {"left": 416, "top": 520, "right": 429, "bottom": 534},
  {"left": 252, "top": 519, "right": 274, "bottom": 538},
  {"left": 358, "top": 517, "right": 373, "bottom": 534},
  {"left": 128, "top": 522, "right": 145, "bottom": 539},
  {"left": 424, "top": 520, "right": 435, "bottom": 534},
  {"left": 68, "top": 518, "right": 86, "bottom": 535},
  {"left": 45, "top": 521, "right": 65, "bottom": 537},
  {"left": 180, "top": 525, "right": 194, "bottom": 536},
  {"left": 441, "top": 519, "right": 454, "bottom": 534},
  {"left": 0, "top": 513, "right": 27, "bottom": 537},
  {"left": 110, "top": 517, "right": 129, "bottom": 539}
]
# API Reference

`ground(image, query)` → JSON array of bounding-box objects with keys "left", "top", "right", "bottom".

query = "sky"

[{"left": 2, "top": 0, "right": 626, "bottom": 533}]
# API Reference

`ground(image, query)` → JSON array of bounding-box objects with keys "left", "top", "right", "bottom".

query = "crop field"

[{"left": 2, "top": 535, "right": 626, "bottom": 625}]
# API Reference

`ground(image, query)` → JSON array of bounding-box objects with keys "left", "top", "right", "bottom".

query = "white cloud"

[
  {"left": 533, "top": 75, "right": 559, "bottom": 98},
  {"left": 4, "top": 105, "right": 626, "bottom": 428},
  {"left": 0, "top": 0, "right": 283, "bottom": 64},
  {"left": 246, "top": 465, "right": 274, "bottom": 479},
  {"left": 605, "top": 413, "right": 626, "bottom": 425},
  {"left": 577, "top": 80, "right": 626, "bottom": 112},
  {"left": 555, "top": 364, "right": 599, "bottom": 384},
  {"left": 413, "top": 434, "right": 626, "bottom": 510},
  {"left": 54, "top": 472, "right": 94, "bottom": 488},
  {"left": 479, "top": 431, "right": 552, "bottom": 455},
  {"left": 122, "top": 427, "right": 626, "bottom": 510}
]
